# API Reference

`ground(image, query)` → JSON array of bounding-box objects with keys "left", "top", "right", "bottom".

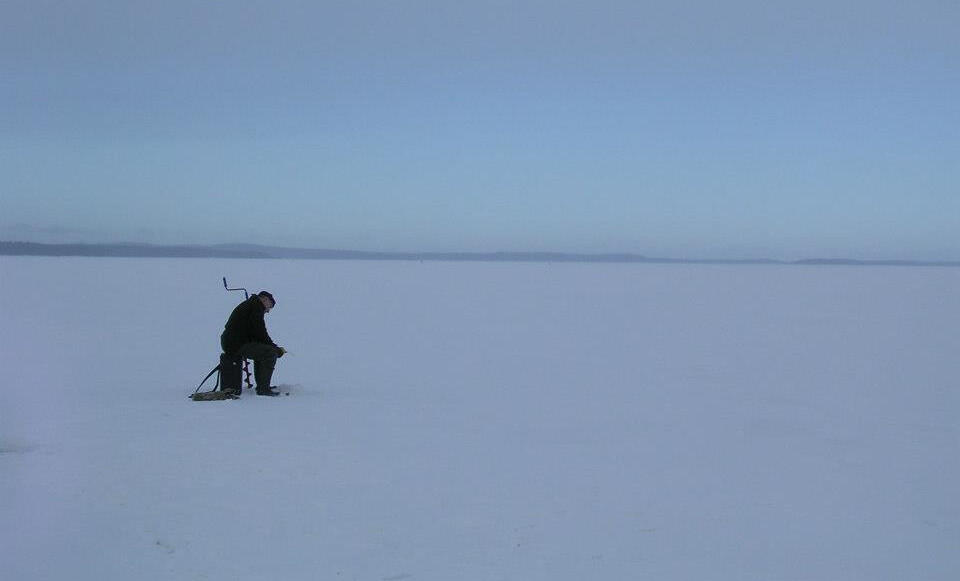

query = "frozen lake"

[{"left": 1, "top": 256, "right": 958, "bottom": 580}]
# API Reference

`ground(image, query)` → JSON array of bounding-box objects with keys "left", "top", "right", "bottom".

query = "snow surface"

[{"left": 1, "top": 256, "right": 958, "bottom": 580}]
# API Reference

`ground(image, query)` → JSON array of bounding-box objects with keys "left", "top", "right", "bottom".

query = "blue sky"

[{"left": 2, "top": 0, "right": 957, "bottom": 259}]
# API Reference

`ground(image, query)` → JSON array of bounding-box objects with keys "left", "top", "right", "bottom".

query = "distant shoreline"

[{"left": 1, "top": 241, "right": 957, "bottom": 267}]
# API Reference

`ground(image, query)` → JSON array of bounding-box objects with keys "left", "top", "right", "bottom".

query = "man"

[{"left": 221, "top": 290, "right": 286, "bottom": 396}]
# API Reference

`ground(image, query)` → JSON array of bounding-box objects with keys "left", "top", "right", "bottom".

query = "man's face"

[{"left": 259, "top": 295, "right": 275, "bottom": 312}]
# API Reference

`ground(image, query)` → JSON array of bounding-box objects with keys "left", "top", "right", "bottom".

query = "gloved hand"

[{"left": 276, "top": 346, "right": 286, "bottom": 358}]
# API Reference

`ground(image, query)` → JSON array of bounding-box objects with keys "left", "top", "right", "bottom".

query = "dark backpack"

[
  {"left": 218, "top": 353, "right": 243, "bottom": 392},
  {"left": 189, "top": 354, "right": 244, "bottom": 401}
]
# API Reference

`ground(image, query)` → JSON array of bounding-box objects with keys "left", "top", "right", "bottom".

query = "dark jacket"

[{"left": 221, "top": 296, "right": 276, "bottom": 355}]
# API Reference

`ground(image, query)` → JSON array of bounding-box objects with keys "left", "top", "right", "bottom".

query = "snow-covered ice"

[{"left": 1, "top": 257, "right": 958, "bottom": 580}]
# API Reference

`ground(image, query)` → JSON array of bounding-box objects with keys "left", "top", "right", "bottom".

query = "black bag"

[
  {"left": 218, "top": 353, "right": 243, "bottom": 392},
  {"left": 188, "top": 355, "right": 244, "bottom": 401}
]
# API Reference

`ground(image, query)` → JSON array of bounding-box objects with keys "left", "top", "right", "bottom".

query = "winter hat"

[{"left": 258, "top": 291, "right": 276, "bottom": 306}]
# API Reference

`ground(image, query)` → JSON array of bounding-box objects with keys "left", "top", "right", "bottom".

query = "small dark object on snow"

[{"left": 189, "top": 391, "right": 239, "bottom": 401}]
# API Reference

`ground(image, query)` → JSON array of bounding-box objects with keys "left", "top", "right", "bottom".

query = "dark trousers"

[{"left": 223, "top": 340, "right": 278, "bottom": 389}]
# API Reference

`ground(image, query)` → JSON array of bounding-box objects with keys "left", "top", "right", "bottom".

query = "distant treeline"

[
  {"left": 1, "top": 241, "right": 957, "bottom": 267},
  {"left": 0, "top": 241, "right": 271, "bottom": 259}
]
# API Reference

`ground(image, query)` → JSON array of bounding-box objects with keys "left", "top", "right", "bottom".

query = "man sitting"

[{"left": 220, "top": 291, "right": 286, "bottom": 396}]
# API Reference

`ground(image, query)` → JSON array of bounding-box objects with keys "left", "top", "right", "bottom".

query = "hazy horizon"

[
  {"left": 2, "top": 1, "right": 958, "bottom": 261},
  {"left": 1, "top": 222, "right": 959, "bottom": 262},
  {"left": 4, "top": 239, "right": 960, "bottom": 266}
]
